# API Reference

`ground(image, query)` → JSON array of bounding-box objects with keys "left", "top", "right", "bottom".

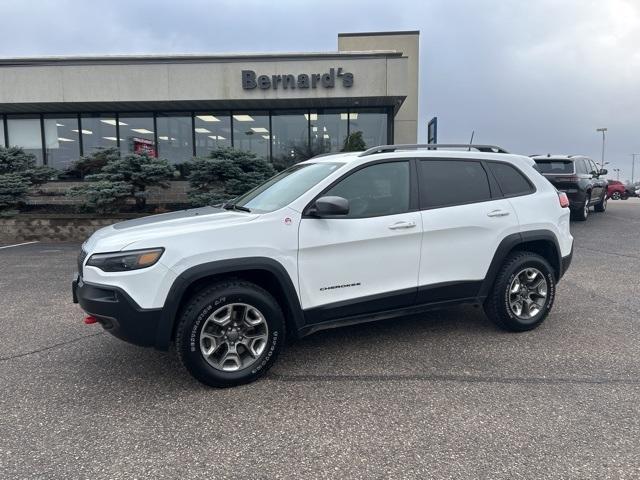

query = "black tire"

[
  {"left": 594, "top": 193, "right": 607, "bottom": 212},
  {"left": 571, "top": 200, "right": 589, "bottom": 221},
  {"left": 484, "top": 251, "right": 556, "bottom": 332},
  {"left": 175, "top": 280, "right": 285, "bottom": 388},
  {"left": 611, "top": 191, "right": 621, "bottom": 200}
]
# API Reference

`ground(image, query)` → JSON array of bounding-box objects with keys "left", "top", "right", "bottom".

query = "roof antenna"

[{"left": 468, "top": 130, "right": 475, "bottom": 151}]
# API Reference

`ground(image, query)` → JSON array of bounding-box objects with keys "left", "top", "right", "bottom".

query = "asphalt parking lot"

[{"left": 1, "top": 200, "right": 639, "bottom": 479}]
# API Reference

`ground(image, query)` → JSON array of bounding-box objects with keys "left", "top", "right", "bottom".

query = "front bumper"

[{"left": 72, "top": 275, "right": 162, "bottom": 347}]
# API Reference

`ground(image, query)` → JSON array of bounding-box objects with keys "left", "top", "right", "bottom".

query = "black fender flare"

[
  {"left": 155, "top": 257, "right": 304, "bottom": 349},
  {"left": 478, "top": 230, "right": 562, "bottom": 299}
]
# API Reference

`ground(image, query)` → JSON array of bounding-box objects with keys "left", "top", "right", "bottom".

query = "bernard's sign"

[{"left": 242, "top": 68, "right": 354, "bottom": 90}]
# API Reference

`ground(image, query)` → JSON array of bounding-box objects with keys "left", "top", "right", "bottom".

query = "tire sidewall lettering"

[
  {"left": 251, "top": 330, "right": 278, "bottom": 375},
  {"left": 189, "top": 296, "right": 225, "bottom": 352}
]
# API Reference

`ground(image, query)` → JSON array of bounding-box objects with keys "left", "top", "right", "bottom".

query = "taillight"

[{"left": 558, "top": 192, "right": 570, "bottom": 208}]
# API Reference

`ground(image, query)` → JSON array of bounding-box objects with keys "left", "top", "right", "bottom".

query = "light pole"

[
  {"left": 632, "top": 153, "right": 639, "bottom": 184},
  {"left": 596, "top": 127, "right": 607, "bottom": 169}
]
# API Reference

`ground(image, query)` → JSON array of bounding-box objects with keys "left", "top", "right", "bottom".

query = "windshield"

[
  {"left": 233, "top": 162, "right": 345, "bottom": 213},
  {"left": 534, "top": 160, "right": 574, "bottom": 174}
]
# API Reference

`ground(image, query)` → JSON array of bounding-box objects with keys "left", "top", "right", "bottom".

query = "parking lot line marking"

[{"left": 0, "top": 241, "right": 39, "bottom": 250}]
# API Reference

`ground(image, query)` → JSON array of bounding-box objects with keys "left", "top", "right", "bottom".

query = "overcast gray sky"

[{"left": 2, "top": 0, "right": 639, "bottom": 181}]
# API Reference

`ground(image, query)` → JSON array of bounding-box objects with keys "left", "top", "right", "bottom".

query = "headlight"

[{"left": 86, "top": 248, "right": 164, "bottom": 272}]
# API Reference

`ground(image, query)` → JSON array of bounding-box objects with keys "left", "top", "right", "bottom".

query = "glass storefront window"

[
  {"left": 271, "top": 110, "right": 309, "bottom": 170},
  {"left": 232, "top": 111, "right": 269, "bottom": 160},
  {"left": 1, "top": 109, "right": 391, "bottom": 166},
  {"left": 43, "top": 115, "right": 80, "bottom": 170},
  {"left": 348, "top": 109, "right": 388, "bottom": 150},
  {"left": 6, "top": 115, "right": 43, "bottom": 164},
  {"left": 119, "top": 114, "right": 156, "bottom": 157},
  {"left": 156, "top": 113, "right": 193, "bottom": 163},
  {"left": 310, "top": 110, "right": 348, "bottom": 154},
  {"left": 194, "top": 113, "right": 231, "bottom": 157},
  {"left": 80, "top": 114, "right": 120, "bottom": 154}
]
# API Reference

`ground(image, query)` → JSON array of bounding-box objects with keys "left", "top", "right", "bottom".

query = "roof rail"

[{"left": 359, "top": 143, "right": 509, "bottom": 157}]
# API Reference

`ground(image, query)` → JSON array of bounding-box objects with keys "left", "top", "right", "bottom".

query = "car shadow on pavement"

[{"left": 60, "top": 304, "right": 494, "bottom": 391}]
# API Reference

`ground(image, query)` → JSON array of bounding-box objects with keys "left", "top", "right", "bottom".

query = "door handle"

[
  {"left": 487, "top": 209, "right": 510, "bottom": 218},
  {"left": 388, "top": 221, "right": 417, "bottom": 230}
]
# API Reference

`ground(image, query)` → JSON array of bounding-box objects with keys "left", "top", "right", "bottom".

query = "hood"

[{"left": 84, "top": 206, "right": 259, "bottom": 252}]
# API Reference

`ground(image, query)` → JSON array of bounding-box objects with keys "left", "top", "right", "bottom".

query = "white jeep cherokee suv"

[{"left": 73, "top": 144, "right": 574, "bottom": 387}]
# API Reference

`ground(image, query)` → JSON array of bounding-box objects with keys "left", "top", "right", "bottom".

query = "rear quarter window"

[
  {"left": 487, "top": 162, "right": 535, "bottom": 197},
  {"left": 419, "top": 159, "right": 491, "bottom": 209}
]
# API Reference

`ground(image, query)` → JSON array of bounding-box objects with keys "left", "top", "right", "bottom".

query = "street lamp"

[
  {"left": 632, "top": 153, "right": 639, "bottom": 184},
  {"left": 596, "top": 127, "right": 607, "bottom": 169}
]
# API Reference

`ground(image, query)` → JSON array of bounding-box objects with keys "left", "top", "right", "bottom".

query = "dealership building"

[{"left": 0, "top": 31, "right": 419, "bottom": 171}]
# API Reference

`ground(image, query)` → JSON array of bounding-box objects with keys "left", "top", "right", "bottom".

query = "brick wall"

[{"left": 0, "top": 215, "right": 138, "bottom": 243}]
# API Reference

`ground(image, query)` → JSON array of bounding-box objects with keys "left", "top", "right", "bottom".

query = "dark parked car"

[
  {"left": 531, "top": 155, "right": 608, "bottom": 221},
  {"left": 607, "top": 180, "right": 629, "bottom": 200}
]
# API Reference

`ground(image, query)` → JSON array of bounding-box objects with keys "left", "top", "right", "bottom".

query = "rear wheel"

[
  {"left": 594, "top": 193, "right": 607, "bottom": 212},
  {"left": 484, "top": 252, "right": 556, "bottom": 332},
  {"left": 611, "top": 191, "right": 621, "bottom": 200},
  {"left": 175, "top": 280, "right": 285, "bottom": 388},
  {"left": 572, "top": 200, "right": 589, "bottom": 221}
]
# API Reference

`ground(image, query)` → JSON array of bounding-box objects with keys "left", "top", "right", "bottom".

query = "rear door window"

[
  {"left": 419, "top": 160, "right": 491, "bottom": 209},
  {"left": 487, "top": 162, "right": 534, "bottom": 197},
  {"left": 534, "top": 160, "right": 574, "bottom": 174}
]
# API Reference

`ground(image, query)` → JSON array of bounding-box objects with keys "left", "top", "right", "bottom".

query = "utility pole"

[
  {"left": 596, "top": 127, "right": 607, "bottom": 169},
  {"left": 632, "top": 153, "right": 639, "bottom": 184},
  {"left": 613, "top": 168, "right": 620, "bottom": 181}
]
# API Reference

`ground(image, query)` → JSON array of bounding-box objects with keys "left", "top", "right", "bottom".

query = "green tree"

[
  {"left": 0, "top": 146, "right": 55, "bottom": 216},
  {"left": 87, "top": 152, "right": 177, "bottom": 210},
  {"left": 69, "top": 152, "right": 177, "bottom": 213},
  {"left": 68, "top": 180, "right": 131, "bottom": 215},
  {"left": 0, "top": 173, "right": 30, "bottom": 217},
  {"left": 65, "top": 147, "right": 120, "bottom": 179},
  {"left": 341, "top": 131, "right": 367, "bottom": 152},
  {"left": 0, "top": 146, "right": 55, "bottom": 186},
  {"left": 187, "top": 147, "right": 276, "bottom": 206}
]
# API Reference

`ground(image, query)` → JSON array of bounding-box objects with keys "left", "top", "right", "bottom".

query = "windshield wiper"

[{"left": 221, "top": 202, "right": 251, "bottom": 213}]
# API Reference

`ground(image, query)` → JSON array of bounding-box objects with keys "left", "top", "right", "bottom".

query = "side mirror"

[
  {"left": 599, "top": 168, "right": 608, "bottom": 176},
  {"left": 312, "top": 196, "right": 349, "bottom": 216}
]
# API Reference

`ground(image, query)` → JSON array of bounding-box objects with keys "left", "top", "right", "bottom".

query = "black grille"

[{"left": 77, "top": 249, "right": 88, "bottom": 274}]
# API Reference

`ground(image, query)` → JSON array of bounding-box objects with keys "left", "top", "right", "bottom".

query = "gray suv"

[{"left": 532, "top": 155, "right": 608, "bottom": 221}]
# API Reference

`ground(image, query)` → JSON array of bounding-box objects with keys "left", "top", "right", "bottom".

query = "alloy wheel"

[
  {"left": 508, "top": 268, "right": 548, "bottom": 320},
  {"left": 199, "top": 303, "right": 269, "bottom": 371}
]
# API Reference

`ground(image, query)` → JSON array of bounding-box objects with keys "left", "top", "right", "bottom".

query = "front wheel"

[
  {"left": 594, "top": 193, "right": 607, "bottom": 212},
  {"left": 611, "top": 191, "right": 621, "bottom": 200},
  {"left": 484, "top": 252, "right": 556, "bottom": 332},
  {"left": 175, "top": 280, "right": 285, "bottom": 388}
]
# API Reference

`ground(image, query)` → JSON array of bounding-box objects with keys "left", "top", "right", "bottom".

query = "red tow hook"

[{"left": 84, "top": 315, "right": 98, "bottom": 325}]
